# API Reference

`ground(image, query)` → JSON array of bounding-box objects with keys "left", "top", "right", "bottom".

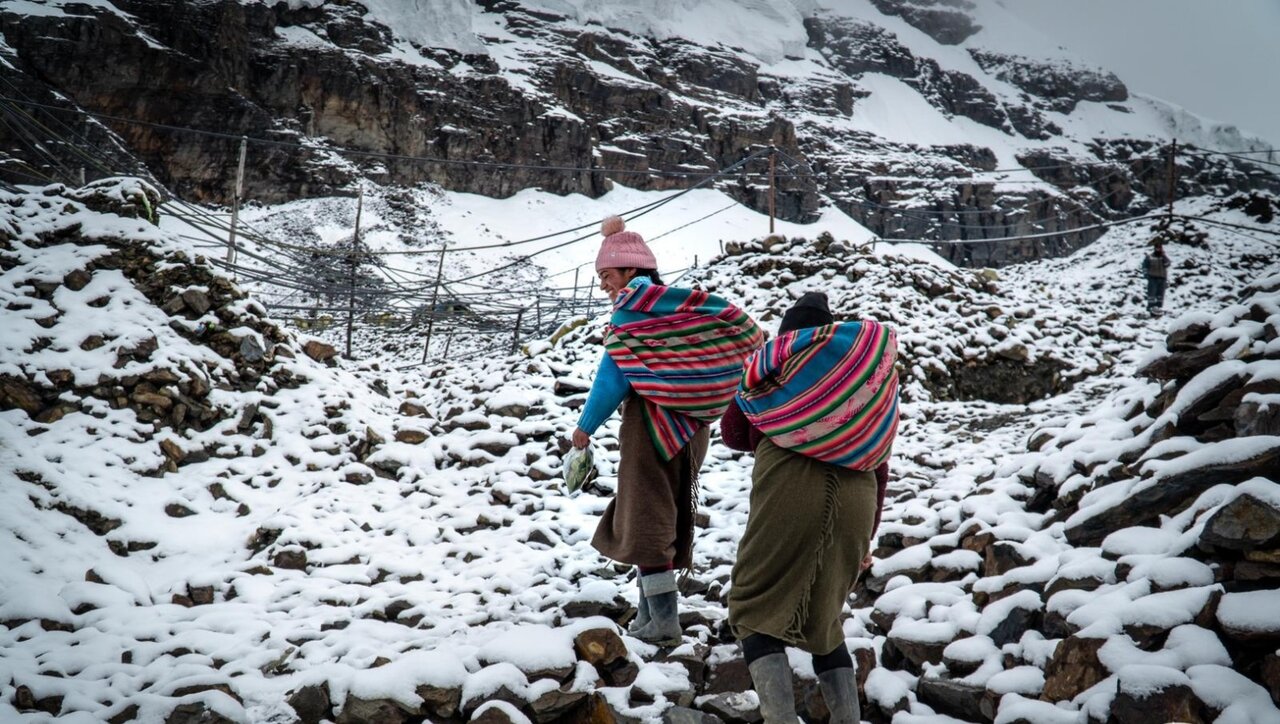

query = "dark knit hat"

[{"left": 779, "top": 292, "right": 834, "bottom": 334}]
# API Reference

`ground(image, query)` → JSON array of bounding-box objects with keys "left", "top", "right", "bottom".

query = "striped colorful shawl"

[
  {"left": 606, "top": 283, "right": 764, "bottom": 460},
  {"left": 737, "top": 320, "right": 899, "bottom": 471}
]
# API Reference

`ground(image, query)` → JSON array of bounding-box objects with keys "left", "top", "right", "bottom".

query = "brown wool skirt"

[
  {"left": 592, "top": 396, "right": 710, "bottom": 569},
  {"left": 728, "top": 438, "right": 877, "bottom": 654}
]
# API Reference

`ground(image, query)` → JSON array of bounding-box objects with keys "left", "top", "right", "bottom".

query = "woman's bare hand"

[{"left": 572, "top": 428, "right": 590, "bottom": 449}]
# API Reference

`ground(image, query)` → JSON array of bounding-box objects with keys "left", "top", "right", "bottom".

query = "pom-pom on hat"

[
  {"left": 779, "top": 292, "right": 834, "bottom": 334},
  {"left": 596, "top": 215, "right": 657, "bottom": 273}
]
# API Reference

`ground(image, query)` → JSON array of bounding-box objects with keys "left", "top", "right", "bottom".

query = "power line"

[
  {"left": 441, "top": 147, "right": 774, "bottom": 285},
  {"left": 0, "top": 93, "right": 777, "bottom": 180},
  {"left": 879, "top": 212, "right": 1162, "bottom": 245}
]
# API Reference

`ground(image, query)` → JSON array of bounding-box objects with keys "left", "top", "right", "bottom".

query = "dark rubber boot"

[
  {"left": 628, "top": 568, "right": 650, "bottom": 634},
  {"left": 818, "top": 667, "right": 860, "bottom": 724},
  {"left": 633, "top": 571, "right": 681, "bottom": 645},
  {"left": 747, "top": 653, "right": 799, "bottom": 724}
]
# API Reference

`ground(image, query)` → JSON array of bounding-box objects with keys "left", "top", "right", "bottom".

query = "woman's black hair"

[{"left": 636, "top": 269, "right": 664, "bottom": 285}]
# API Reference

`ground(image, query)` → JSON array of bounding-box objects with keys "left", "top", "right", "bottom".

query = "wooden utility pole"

[
  {"left": 1166, "top": 139, "right": 1178, "bottom": 223},
  {"left": 227, "top": 137, "right": 247, "bottom": 275},
  {"left": 571, "top": 266, "right": 580, "bottom": 316},
  {"left": 420, "top": 246, "right": 446, "bottom": 364},
  {"left": 344, "top": 186, "right": 363, "bottom": 359},
  {"left": 768, "top": 148, "right": 777, "bottom": 235},
  {"left": 511, "top": 308, "right": 525, "bottom": 355},
  {"left": 442, "top": 329, "right": 454, "bottom": 360}
]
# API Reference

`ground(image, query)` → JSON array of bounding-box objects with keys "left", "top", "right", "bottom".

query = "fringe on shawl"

[
  {"left": 679, "top": 451, "right": 701, "bottom": 587},
  {"left": 782, "top": 466, "right": 843, "bottom": 643}
]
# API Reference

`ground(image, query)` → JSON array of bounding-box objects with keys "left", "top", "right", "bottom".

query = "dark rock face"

[
  {"left": 970, "top": 50, "right": 1128, "bottom": 113},
  {"left": 950, "top": 356, "right": 1070, "bottom": 404},
  {"left": 868, "top": 0, "right": 982, "bottom": 45},
  {"left": 0, "top": 1, "right": 815, "bottom": 216},
  {"left": 2, "top": 0, "right": 1276, "bottom": 272},
  {"left": 806, "top": 16, "right": 1015, "bottom": 133}
]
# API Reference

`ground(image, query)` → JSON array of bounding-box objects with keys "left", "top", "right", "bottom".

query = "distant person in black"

[{"left": 1142, "top": 241, "right": 1171, "bottom": 314}]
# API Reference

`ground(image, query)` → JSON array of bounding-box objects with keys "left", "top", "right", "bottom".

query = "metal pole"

[
  {"left": 420, "top": 247, "right": 446, "bottom": 364},
  {"left": 768, "top": 149, "right": 776, "bottom": 235},
  {"left": 345, "top": 186, "right": 363, "bottom": 360},
  {"left": 442, "top": 329, "right": 454, "bottom": 359},
  {"left": 511, "top": 308, "right": 525, "bottom": 355},
  {"left": 226, "top": 137, "right": 247, "bottom": 275},
  {"left": 572, "top": 266, "right": 580, "bottom": 316}
]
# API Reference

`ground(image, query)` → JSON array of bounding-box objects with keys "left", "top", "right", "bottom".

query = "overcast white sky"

[{"left": 1001, "top": 0, "right": 1280, "bottom": 147}]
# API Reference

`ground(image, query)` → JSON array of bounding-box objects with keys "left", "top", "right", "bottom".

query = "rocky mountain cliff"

[{"left": 1, "top": 0, "right": 1277, "bottom": 267}]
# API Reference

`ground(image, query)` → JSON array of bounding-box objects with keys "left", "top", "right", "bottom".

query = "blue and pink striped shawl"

[
  {"left": 737, "top": 320, "right": 899, "bottom": 471},
  {"left": 605, "top": 284, "right": 764, "bottom": 461}
]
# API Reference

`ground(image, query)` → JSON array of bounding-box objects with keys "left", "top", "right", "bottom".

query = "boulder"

[
  {"left": 473, "top": 701, "right": 527, "bottom": 724},
  {"left": 984, "top": 541, "right": 1033, "bottom": 577},
  {"left": 1216, "top": 590, "right": 1280, "bottom": 644},
  {"left": 657, "top": 644, "right": 710, "bottom": 690},
  {"left": 0, "top": 375, "right": 44, "bottom": 415},
  {"left": 567, "top": 692, "right": 639, "bottom": 724},
  {"left": 334, "top": 697, "right": 412, "bottom": 724},
  {"left": 415, "top": 684, "right": 461, "bottom": 719},
  {"left": 394, "top": 429, "right": 428, "bottom": 444},
  {"left": 1237, "top": 397, "right": 1280, "bottom": 436},
  {"left": 530, "top": 686, "right": 588, "bottom": 723},
  {"left": 1167, "top": 322, "right": 1211, "bottom": 351},
  {"left": 273, "top": 547, "right": 308, "bottom": 570},
  {"left": 1066, "top": 441, "right": 1280, "bottom": 546},
  {"left": 180, "top": 288, "right": 211, "bottom": 315},
  {"left": 985, "top": 599, "right": 1042, "bottom": 648},
  {"left": 287, "top": 684, "right": 332, "bottom": 724},
  {"left": 165, "top": 702, "right": 238, "bottom": 724},
  {"left": 1175, "top": 372, "right": 1247, "bottom": 423},
  {"left": 1261, "top": 652, "right": 1280, "bottom": 707},
  {"left": 699, "top": 692, "right": 761, "bottom": 724},
  {"left": 884, "top": 631, "right": 951, "bottom": 673},
  {"left": 1107, "top": 679, "right": 1207, "bottom": 724},
  {"left": 704, "top": 656, "right": 752, "bottom": 696},
  {"left": 1199, "top": 495, "right": 1280, "bottom": 552},
  {"left": 1138, "top": 342, "right": 1230, "bottom": 381},
  {"left": 661, "top": 706, "right": 722, "bottom": 724},
  {"left": 1041, "top": 636, "right": 1107, "bottom": 701},
  {"left": 916, "top": 676, "right": 987, "bottom": 722},
  {"left": 303, "top": 340, "right": 338, "bottom": 363},
  {"left": 398, "top": 400, "right": 429, "bottom": 417},
  {"left": 573, "top": 627, "right": 627, "bottom": 669}
]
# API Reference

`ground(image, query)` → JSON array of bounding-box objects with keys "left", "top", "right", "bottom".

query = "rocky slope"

[
  {"left": 2, "top": 181, "right": 1277, "bottom": 723},
  {"left": 1, "top": 0, "right": 1277, "bottom": 268}
]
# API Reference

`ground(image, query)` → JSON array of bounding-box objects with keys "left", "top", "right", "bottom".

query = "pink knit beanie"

[{"left": 595, "top": 216, "right": 657, "bottom": 272}]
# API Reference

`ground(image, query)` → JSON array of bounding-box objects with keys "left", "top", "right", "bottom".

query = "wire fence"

[{"left": 2, "top": 86, "right": 1277, "bottom": 368}]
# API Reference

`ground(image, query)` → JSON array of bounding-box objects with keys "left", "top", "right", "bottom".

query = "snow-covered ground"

[{"left": 2, "top": 180, "right": 1277, "bottom": 722}]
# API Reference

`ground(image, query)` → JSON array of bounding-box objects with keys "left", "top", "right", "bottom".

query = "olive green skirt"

[{"left": 728, "top": 438, "right": 877, "bottom": 654}]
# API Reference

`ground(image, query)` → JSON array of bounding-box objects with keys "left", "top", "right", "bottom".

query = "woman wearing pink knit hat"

[{"left": 571, "top": 215, "right": 764, "bottom": 646}]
